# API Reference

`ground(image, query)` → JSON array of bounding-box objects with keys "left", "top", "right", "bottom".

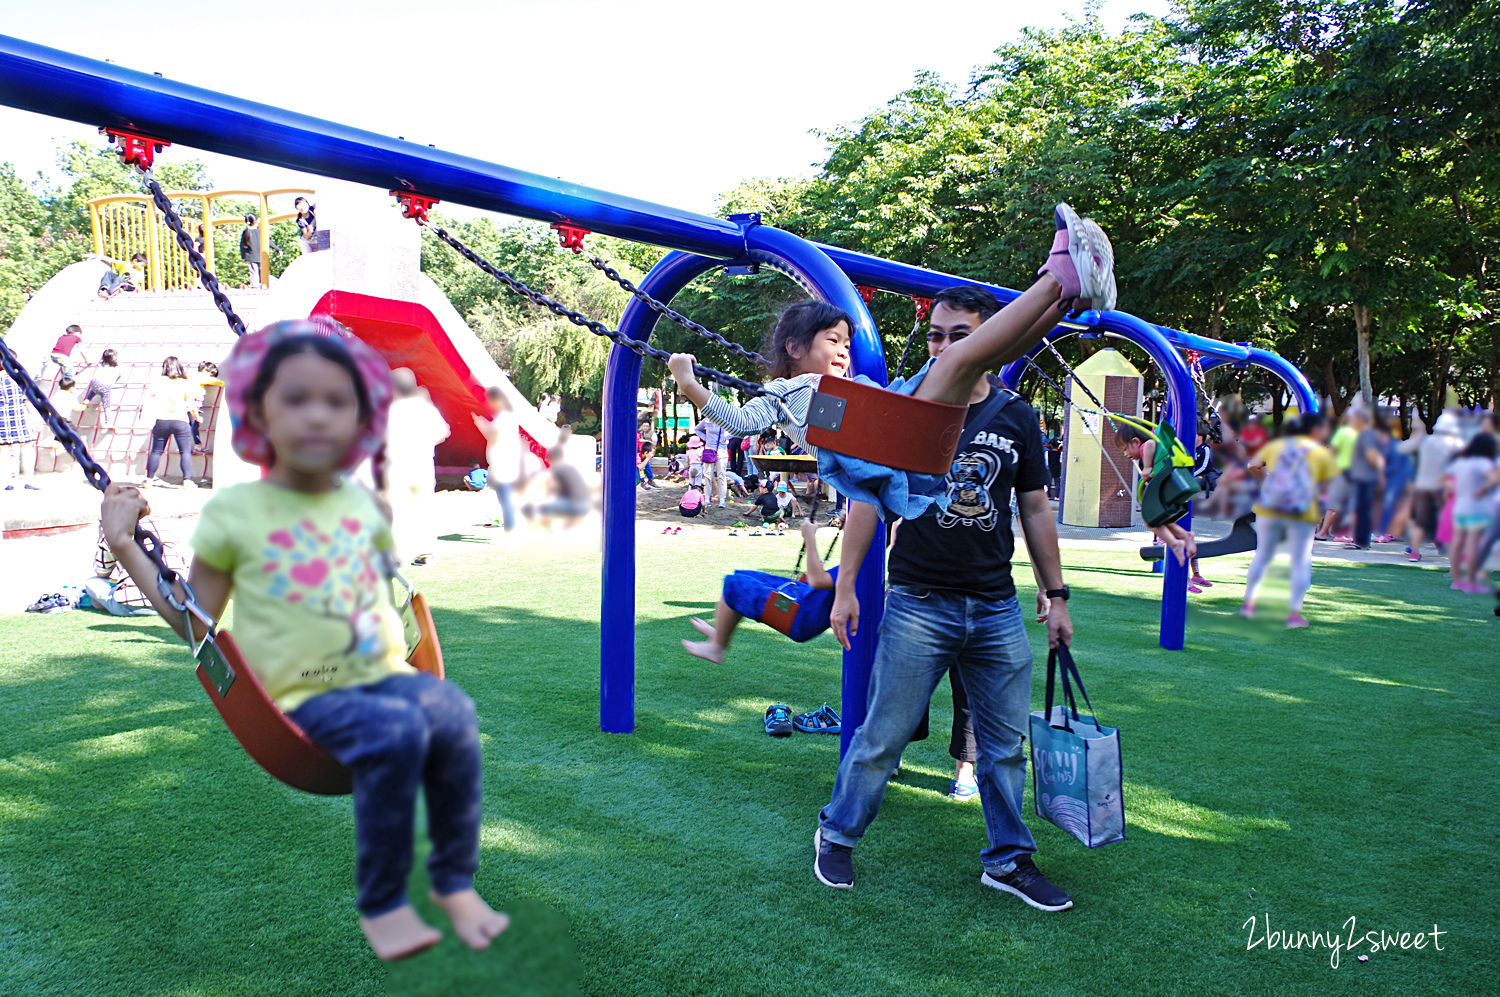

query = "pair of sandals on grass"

[
  {"left": 764, "top": 704, "right": 840, "bottom": 737},
  {"left": 24, "top": 592, "right": 74, "bottom": 614}
]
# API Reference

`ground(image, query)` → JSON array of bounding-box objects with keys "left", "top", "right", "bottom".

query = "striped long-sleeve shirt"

[{"left": 700, "top": 373, "right": 821, "bottom": 454}]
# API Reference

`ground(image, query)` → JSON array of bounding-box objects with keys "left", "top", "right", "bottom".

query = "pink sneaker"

[
  {"left": 1188, "top": 584, "right": 1203, "bottom": 594},
  {"left": 1079, "top": 218, "right": 1117, "bottom": 310},
  {"left": 1405, "top": 552, "right": 1420, "bottom": 562},
  {"left": 1462, "top": 581, "right": 1490, "bottom": 594},
  {"left": 1190, "top": 576, "right": 1213, "bottom": 588},
  {"left": 1035, "top": 204, "right": 1112, "bottom": 311},
  {"left": 1237, "top": 603, "right": 1255, "bottom": 619},
  {"left": 1286, "top": 613, "right": 1310, "bottom": 629}
]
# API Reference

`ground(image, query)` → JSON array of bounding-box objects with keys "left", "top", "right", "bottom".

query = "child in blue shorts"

[{"left": 683, "top": 518, "right": 837, "bottom": 663}]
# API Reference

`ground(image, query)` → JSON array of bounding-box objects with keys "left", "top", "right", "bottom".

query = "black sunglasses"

[{"left": 926, "top": 331, "right": 970, "bottom": 343}]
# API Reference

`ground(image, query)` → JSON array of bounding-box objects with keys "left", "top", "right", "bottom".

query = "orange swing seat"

[{"left": 194, "top": 591, "right": 445, "bottom": 796}]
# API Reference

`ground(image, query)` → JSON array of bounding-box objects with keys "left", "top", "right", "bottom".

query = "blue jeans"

[
  {"left": 489, "top": 479, "right": 517, "bottom": 531},
  {"left": 289, "top": 673, "right": 482, "bottom": 916},
  {"left": 821, "top": 587, "right": 1038, "bottom": 874},
  {"left": 1377, "top": 472, "right": 1410, "bottom": 535}
]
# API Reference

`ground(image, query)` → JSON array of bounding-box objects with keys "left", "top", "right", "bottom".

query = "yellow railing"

[{"left": 88, "top": 187, "right": 314, "bottom": 291}]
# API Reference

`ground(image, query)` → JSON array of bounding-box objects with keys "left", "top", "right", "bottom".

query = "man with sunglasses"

[{"left": 813, "top": 285, "right": 1078, "bottom": 912}]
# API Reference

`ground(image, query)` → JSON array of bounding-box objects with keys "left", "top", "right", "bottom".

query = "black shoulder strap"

[{"left": 954, "top": 387, "right": 1018, "bottom": 455}]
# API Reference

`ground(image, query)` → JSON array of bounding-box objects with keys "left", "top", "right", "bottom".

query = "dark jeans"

[
  {"left": 948, "top": 665, "right": 978, "bottom": 763},
  {"left": 146, "top": 419, "right": 193, "bottom": 480},
  {"left": 288, "top": 673, "right": 482, "bottom": 916},
  {"left": 1351, "top": 478, "right": 1377, "bottom": 548}
]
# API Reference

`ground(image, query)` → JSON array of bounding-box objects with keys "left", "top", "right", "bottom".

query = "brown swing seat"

[
  {"left": 804, "top": 377, "right": 967, "bottom": 477},
  {"left": 194, "top": 591, "right": 445, "bottom": 796}
]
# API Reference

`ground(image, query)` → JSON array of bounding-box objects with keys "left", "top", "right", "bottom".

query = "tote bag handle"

[{"left": 1044, "top": 643, "right": 1104, "bottom": 734}]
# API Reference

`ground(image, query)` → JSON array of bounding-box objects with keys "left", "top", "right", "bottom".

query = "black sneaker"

[
  {"left": 813, "top": 827, "right": 853, "bottom": 889},
  {"left": 980, "top": 856, "right": 1072, "bottom": 911},
  {"left": 764, "top": 704, "right": 794, "bottom": 737}
]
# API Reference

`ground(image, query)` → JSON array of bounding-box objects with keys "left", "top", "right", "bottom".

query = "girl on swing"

[
  {"left": 665, "top": 204, "right": 1117, "bottom": 524},
  {"left": 100, "top": 318, "right": 508, "bottom": 962},
  {"left": 683, "top": 516, "right": 837, "bottom": 664},
  {"left": 1113, "top": 421, "right": 1199, "bottom": 567}
]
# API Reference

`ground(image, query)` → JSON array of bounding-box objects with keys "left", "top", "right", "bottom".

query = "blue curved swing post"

[{"left": 0, "top": 33, "right": 1317, "bottom": 730}]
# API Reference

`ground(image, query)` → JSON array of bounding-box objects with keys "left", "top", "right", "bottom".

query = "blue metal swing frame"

[{"left": 0, "top": 34, "right": 1317, "bottom": 748}]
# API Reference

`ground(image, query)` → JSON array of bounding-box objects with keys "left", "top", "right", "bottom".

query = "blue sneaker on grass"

[
  {"left": 764, "top": 704, "right": 794, "bottom": 737},
  {"left": 793, "top": 705, "right": 841, "bottom": 734},
  {"left": 947, "top": 780, "right": 979, "bottom": 801}
]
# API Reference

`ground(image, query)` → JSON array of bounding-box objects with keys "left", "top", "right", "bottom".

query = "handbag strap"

[
  {"left": 1053, "top": 644, "right": 1104, "bottom": 733},
  {"left": 955, "top": 385, "right": 1017, "bottom": 456},
  {"left": 1043, "top": 645, "right": 1080, "bottom": 729}
]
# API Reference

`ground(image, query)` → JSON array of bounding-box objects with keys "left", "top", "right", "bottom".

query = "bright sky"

[{"left": 2, "top": 0, "right": 1171, "bottom": 219}]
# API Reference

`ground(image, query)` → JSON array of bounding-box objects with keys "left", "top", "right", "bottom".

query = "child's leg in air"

[
  {"left": 1169, "top": 522, "right": 1197, "bottom": 561},
  {"left": 1149, "top": 525, "right": 1185, "bottom": 565},
  {"left": 684, "top": 595, "right": 742, "bottom": 664},
  {"left": 913, "top": 206, "right": 1112, "bottom": 407}
]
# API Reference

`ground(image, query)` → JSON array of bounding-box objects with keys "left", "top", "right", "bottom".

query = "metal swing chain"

[
  {"left": 1012, "top": 343, "right": 1140, "bottom": 508},
  {"left": 141, "top": 172, "right": 249, "bottom": 338},
  {"left": 423, "top": 223, "right": 774, "bottom": 402},
  {"left": 0, "top": 160, "right": 247, "bottom": 638},
  {"left": 790, "top": 498, "right": 843, "bottom": 577},
  {"left": 0, "top": 339, "right": 204, "bottom": 622},
  {"left": 1184, "top": 353, "right": 1223, "bottom": 444},
  {"left": 893, "top": 311, "right": 926, "bottom": 382},
  {"left": 584, "top": 256, "right": 770, "bottom": 368}
]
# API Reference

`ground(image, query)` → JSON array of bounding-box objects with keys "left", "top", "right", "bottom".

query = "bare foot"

[
  {"left": 1167, "top": 536, "right": 1187, "bottom": 566},
  {"left": 689, "top": 616, "right": 713, "bottom": 638},
  {"left": 681, "top": 638, "right": 725, "bottom": 664},
  {"left": 430, "top": 889, "right": 510, "bottom": 951},
  {"left": 359, "top": 904, "right": 442, "bottom": 962}
]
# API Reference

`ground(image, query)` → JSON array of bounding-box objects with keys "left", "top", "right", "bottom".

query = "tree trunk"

[
  {"left": 1490, "top": 328, "right": 1500, "bottom": 411},
  {"left": 1414, "top": 392, "right": 1433, "bottom": 433},
  {"left": 1352, "top": 303, "right": 1374, "bottom": 410},
  {"left": 1321, "top": 357, "right": 1355, "bottom": 416}
]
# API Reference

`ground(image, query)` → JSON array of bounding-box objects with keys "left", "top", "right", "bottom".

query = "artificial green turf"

[{"left": 1, "top": 533, "right": 1495, "bottom": 996}]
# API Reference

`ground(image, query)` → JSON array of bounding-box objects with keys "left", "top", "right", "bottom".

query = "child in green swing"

[
  {"left": 100, "top": 318, "right": 509, "bottom": 962},
  {"left": 1115, "top": 422, "right": 1198, "bottom": 566},
  {"left": 665, "top": 204, "right": 1117, "bottom": 523}
]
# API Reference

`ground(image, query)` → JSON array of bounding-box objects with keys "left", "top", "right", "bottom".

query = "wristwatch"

[{"left": 1046, "top": 586, "right": 1071, "bottom": 601}]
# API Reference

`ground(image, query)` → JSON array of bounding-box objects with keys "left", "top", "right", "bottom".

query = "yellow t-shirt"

[
  {"left": 1253, "top": 437, "right": 1340, "bottom": 524},
  {"left": 148, "top": 375, "right": 201, "bottom": 423},
  {"left": 1329, "top": 425, "right": 1357, "bottom": 471},
  {"left": 190, "top": 480, "right": 414, "bottom": 712}
]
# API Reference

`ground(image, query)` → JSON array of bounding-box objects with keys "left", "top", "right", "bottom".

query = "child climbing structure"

[{"left": 5, "top": 180, "right": 564, "bottom": 487}]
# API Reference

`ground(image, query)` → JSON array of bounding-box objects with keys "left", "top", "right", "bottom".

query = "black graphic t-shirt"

[{"left": 887, "top": 386, "right": 1049, "bottom": 601}]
